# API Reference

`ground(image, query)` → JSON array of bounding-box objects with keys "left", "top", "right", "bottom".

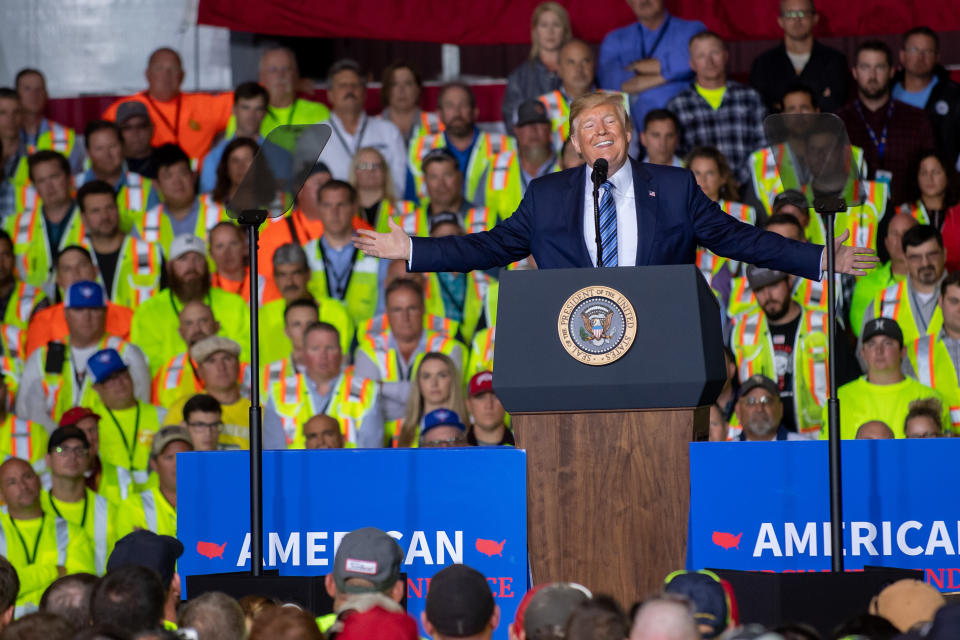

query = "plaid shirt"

[{"left": 666, "top": 81, "right": 768, "bottom": 180}]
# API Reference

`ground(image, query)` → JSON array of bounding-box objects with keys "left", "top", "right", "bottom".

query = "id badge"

[{"left": 875, "top": 170, "right": 893, "bottom": 186}]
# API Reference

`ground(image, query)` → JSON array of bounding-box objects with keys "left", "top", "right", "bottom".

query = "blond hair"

[
  {"left": 529, "top": 2, "right": 572, "bottom": 60},
  {"left": 568, "top": 91, "right": 630, "bottom": 137},
  {"left": 398, "top": 352, "right": 468, "bottom": 447},
  {"left": 347, "top": 146, "right": 396, "bottom": 204}
]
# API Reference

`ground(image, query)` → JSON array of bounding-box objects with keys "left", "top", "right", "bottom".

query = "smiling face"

[{"left": 569, "top": 103, "right": 631, "bottom": 174}]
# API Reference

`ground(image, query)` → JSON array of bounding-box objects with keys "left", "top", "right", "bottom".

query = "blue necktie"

[{"left": 598, "top": 180, "right": 618, "bottom": 267}]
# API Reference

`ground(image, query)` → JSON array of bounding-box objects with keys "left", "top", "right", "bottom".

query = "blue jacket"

[{"left": 409, "top": 159, "right": 823, "bottom": 280}]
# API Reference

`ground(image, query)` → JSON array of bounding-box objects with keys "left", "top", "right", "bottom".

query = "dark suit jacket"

[
  {"left": 750, "top": 41, "right": 849, "bottom": 113},
  {"left": 410, "top": 159, "right": 823, "bottom": 281}
]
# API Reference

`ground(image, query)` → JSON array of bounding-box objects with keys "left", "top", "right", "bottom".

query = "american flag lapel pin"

[{"left": 648, "top": 190, "right": 656, "bottom": 198}]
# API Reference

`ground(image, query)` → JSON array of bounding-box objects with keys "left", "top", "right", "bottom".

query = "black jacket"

[
  {"left": 750, "top": 40, "right": 849, "bottom": 113},
  {"left": 892, "top": 65, "right": 960, "bottom": 167}
]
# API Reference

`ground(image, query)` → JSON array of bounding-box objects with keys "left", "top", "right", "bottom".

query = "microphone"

[{"left": 592, "top": 159, "right": 608, "bottom": 267}]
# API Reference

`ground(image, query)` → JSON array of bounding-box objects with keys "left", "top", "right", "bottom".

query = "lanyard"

[
  {"left": 106, "top": 404, "right": 141, "bottom": 470},
  {"left": 50, "top": 492, "right": 88, "bottom": 528},
  {"left": 317, "top": 240, "right": 357, "bottom": 299},
  {"left": 10, "top": 514, "right": 45, "bottom": 564},
  {"left": 268, "top": 100, "right": 299, "bottom": 127},
  {"left": 853, "top": 99, "right": 894, "bottom": 162},
  {"left": 329, "top": 116, "right": 369, "bottom": 159},
  {"left": 638, "top": 14, "right": 671, "bottom": 60},
  {"left": 143, "top": 93, "right": 182, "bottom": 145}
]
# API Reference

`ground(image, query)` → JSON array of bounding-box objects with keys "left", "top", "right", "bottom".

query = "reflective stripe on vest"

[
  {"left": 736, "top": 313, "right": 762, "bottom": 380},
  {"left": 141, "top": 209, "right": 161, "bottom": 243},
  {"left": 804, "top": 311, "right": 829, "bottom": 408},
  {"left": 55, "top": 517, "right": 69, "bottom": 566},
  {"left": 125, "top": 173, "right": 145, "bottom": 211},
  {"left": 914, "top": 335, "right": 936, "bottom": 387},
  {"left": 142, "top": 491, "right": 157, "bottom": 532},
  {"left": 879, "top": 282, "right": 905, "bottom": 321},
  {"left": 93, "top": 495, "right": 109, "bottom": 574},
  {"left": 489, "top": 151, "right": 515, "bottom": 192},
  {"left": 9, "top": 418, "right": 32, "bottom": 461},
  {"left": 49, "top": 123, "right": 70, "bottom": 152}
]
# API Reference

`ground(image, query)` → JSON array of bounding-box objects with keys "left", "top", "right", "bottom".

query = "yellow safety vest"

[
  {"left": 871, "top": 280, "right": 943, "bottom": 345},
  {"left": 87, "top": 397, "right": 160, "bottom": 474},
  {"left": 467, "top": 326, "right": 496, "bottom": 381},
  {"left": 900, "top": 200, "right": 932, "bottom": 226},
  {"left": 28, "top": 121, "right": 77, "bottom": 157},
  {"left": 484, "top": 150, "right": 561, "bottom": 221},
  {"left": 730, "top": 307, "right": 829, "bottom": 436},
  {"left": 304, "top": 239, "right": 380, "bottom": 325},
  {"left": 907, "top": 334, "right": 960, "bottom": 434},
  {"left": 0, "top": 281, "right": 45, "bottom": 361},
  {"left": 151, "top": 352, "right": 203, "bottom": 410},
  {"left": 749, "top": 144, "right": 866, "bottom": 216},
  {"left": 0, "top": 512, "right": 95, "bottom": 609},
  {"left": 0, "top": 414, "right": 48, "bottom": 471},
  {"left": 38, "top": 335, "right": 130, "bottom": 426},
  {"left": 269, "top": 367, "right": 378, "bottom": 448},
  {"left": 408, "top": 131, "right": 513, "bottom": 202},
  {"left": 4, "top": 204, "right": 85, "bottom": 290},
  {"left": 135, "top": 195, "right": 229, "bottom": 256},
  {"left": 81, "top": 235, "right": 164, "bottom": 308},
  {"left": 373, "top": 200, "right": 419, "bottom": 234},
  {"left": 538, "top": 89, "right": 630, "bottom": 152},
  {"left": 118, "top": 486, "right": 176, "bottom": 538},
  {"left": 96, "top": 459, "right": 149, "bottom": 505},
  {"left": 805, "top": 180, "right": 887, "bottom": 252},
  {"left": 696, "top": 200, "right": 757, "bottom": 281},
  {"left": 727, "top": 275, "right": 831, "bottom": 318},
  {"left": 356, "top": 312, "right": 461, "bottom": 348},
  {"left": 40, "top": 488, "right": 118, "bottom": 575},
  {"left": 356, "top": 330, "right": 465, "bottom": 384},
  {"left": 458, "top": 271, "right": 492, "bottom": 344},
  {"left": 821, "top": 376, "right": 947, "bottom": 439},
  {"left": 116, "top": 172, "right": 157, "bottom": 233},
  {"left": 258, "top": 296, "right": 354, "bottom": 364}
]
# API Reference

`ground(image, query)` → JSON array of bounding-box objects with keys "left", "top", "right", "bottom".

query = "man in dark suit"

[{"left": 355, "top": 92, "right": 877, "bottom": 280}]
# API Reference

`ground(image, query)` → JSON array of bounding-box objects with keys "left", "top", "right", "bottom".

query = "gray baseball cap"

[
  {"left": 745, "top": 265, "right": 789, "bottom": 291},
  {"left": 333, "top": 527, "right": 404, "bottom": 594}
]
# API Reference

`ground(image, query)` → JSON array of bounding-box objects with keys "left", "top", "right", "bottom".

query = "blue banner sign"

[
  {"left": 688, "top": 440, "right": 960, "bottom": 591},
  {"left": 178, "top": 448, "right": 528, "bottom": 637}
]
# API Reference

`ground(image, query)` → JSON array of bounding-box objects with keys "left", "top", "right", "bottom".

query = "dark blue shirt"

[{"left": 444, "top": 129, "right": 479, "bottom": 176}]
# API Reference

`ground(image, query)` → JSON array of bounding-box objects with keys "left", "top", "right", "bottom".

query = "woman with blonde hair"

[
  {"left": 348, "top": 146, "right": 415, "bottom": 231},
  {"left": 395, "top": 352, "right": 468, "bottom": 448},
  {"left": 502, "top": 2, "right": 571, "bottom": 133}
]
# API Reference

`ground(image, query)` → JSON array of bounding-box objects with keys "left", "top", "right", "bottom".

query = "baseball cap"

[
  {"left": 421, "top": 147, "right": 458, "bottom": 173},
  {"left": 190, "top": 335, "right": 241, "bottom": 364},
  {"left": 150, "top": 425, "right": 194, "bottom": 457},
  {"left": 168, "top": 234, "right": 207, "bottom": 262},
  {"left": 468, "top": 371, "right": 494, "bottom": 397},
  {"left": 516, "top": 100, "right": 550, "bottom": 127},
  {"left": 771, "top": 190, "right": 809, "bottom": 215},
  {"left": 744, "top": 265, "right": 789, "bottom": 291},
  {"left": 429, "top": 212, "right": 461, "bottom": 234},
  {"left": 664, "top": 570, "right": 729, "bottom": 639},
  {"left": 421, "top": 409, "right": 466, "bottom": 436},
  {"left": 338, "top": 606, "right": 419, "bottom": 640},
  {"left": 523, "top": 582, "right": 592, "bottom": 639},
  {"left": 739, "top": 374, "right": 779, "bottom": 399},
  {"left": 107, "top": 530, "right": 184, "bottom": 588},
  {"left": 64, "top": 281, "right": 106, "bottom": 309},
  {"left": 333, "top": 527, "right": 404, "bottom": 594},
  {"left": 116, "top": 101, "right": 150, "bottom": 125},
  {"left": 862, "top": 317, "right": 904, "bottom": 346},
  {"left": 870, "top": 579, "right": 945, "bottom": 632},
  {"left": 47, "top": 426, "right": 90, "bottom": 454},
  {"left": 88, "top": 349, "right": 127, "bottom": 384},
  {"left": 425, "top": 564, "right": 495, "bottom": 638},
  {"left": 58, "top": 406, "right": 100, "bottom": 428}
]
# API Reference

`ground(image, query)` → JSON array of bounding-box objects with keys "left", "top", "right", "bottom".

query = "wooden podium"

[{"left": 493, "top": 266, "right": 724, "bottom": 606}]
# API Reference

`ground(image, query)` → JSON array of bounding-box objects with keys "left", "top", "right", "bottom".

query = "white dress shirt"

[
  {"left": 319, "top": 112, "right": 407, "bottom": 196},
  {"left": 583, "top": 161, "right": 638, "bottom": 267}
]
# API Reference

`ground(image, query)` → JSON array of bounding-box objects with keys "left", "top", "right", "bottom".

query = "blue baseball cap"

[
  {"left": 64, "top": 281, "right": 105, "bottom": 309},
  {"left": 421, "top": 409, "right": 466, "bottom": 436},
  {"left": 88, "top": 348, "right": 127, "bottom": 384}
]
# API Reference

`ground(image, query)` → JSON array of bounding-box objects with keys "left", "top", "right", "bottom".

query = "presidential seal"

[{"left": 557, "top": 286, "right": 637, "bottom": 365}]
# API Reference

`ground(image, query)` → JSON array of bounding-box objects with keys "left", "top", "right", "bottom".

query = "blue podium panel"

[
  {"left": 178, "top": 448, "right": 528, "bottom": 636},
  {"left": 689, "top": 440, "right": 960, "bottom": 591}
]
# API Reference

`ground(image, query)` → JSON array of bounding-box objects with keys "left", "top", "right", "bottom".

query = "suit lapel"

[
  {"left": 632, "top": 159, "right": 657, "bottom": 266},
  {"left": 569, "top": 165, "right": 592, "bottom": 267}
]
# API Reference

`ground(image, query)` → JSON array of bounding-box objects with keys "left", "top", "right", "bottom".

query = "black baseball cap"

[
  {"left": 425, "top": 564, "right": 495, "bottom": 637},
  {"left": 516, "top": 100, "right": 550, "bottom": 127},
  {"left": 107, "top": 530, "right": 184, "bottom": 587},
  {"left": 739, "top": 374, "right": 779, "bottom": 398},
  {"left": 421, "top": 147, "right": 459, "bottom": 173},
  {"left": 862, "top": 317, "right": 904, "bottom": 346},
  {"left": 47, "top": 426, "right": 90, "bottom": 454},
  {"left": 772, "top": 190, "right": 809, "bottom": 215}
]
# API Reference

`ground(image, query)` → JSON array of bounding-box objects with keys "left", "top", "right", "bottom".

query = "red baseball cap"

[
  {"left": 59, "top": 407, "right": 101, "bottom": 428},
  {"left": 468, "top": 371, "right": 494, "bottom": 397}
]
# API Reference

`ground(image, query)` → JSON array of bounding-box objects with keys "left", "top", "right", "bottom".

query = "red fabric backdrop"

[{"left": 197, "top": 0, "right": 960, "bottom": 44}]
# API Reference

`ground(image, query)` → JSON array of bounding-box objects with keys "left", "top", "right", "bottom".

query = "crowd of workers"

[{"left": 0, "top": 0, "right": 957, "bottom": 636}]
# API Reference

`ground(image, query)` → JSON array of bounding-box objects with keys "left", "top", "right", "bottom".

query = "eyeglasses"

[
  {"left": 187, "top": 421, "right": 223, "bottom": 431},
  {"left": 355, "top": 162, "right": 384, "bottom": 171},
  {"left": 420, "top": 436, "right": 468, "bottom": 448},
  {"left": 54, "top": 445, "right": 89, "bottom": 458},
  {"left": 904, "top": 47, "right": 936, "bottom": 56},
  {"left": 743, "top": 396, "right": 776, "bottom": 406},
  {"left": 781, "top": 10, "right": 815, "bottom": 19}
]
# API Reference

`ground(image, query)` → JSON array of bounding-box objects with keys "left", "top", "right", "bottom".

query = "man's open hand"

[
  {"left": 824, "top": 229, "right": 880, "bottom": 276},
  {"left": 353, "top": 217, "right": 411, "bottom": 261}
]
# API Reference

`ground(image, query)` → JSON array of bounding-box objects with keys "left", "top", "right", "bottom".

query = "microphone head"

[{"left": 592, "top": 158, "right": 608, "bottom": 185}]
